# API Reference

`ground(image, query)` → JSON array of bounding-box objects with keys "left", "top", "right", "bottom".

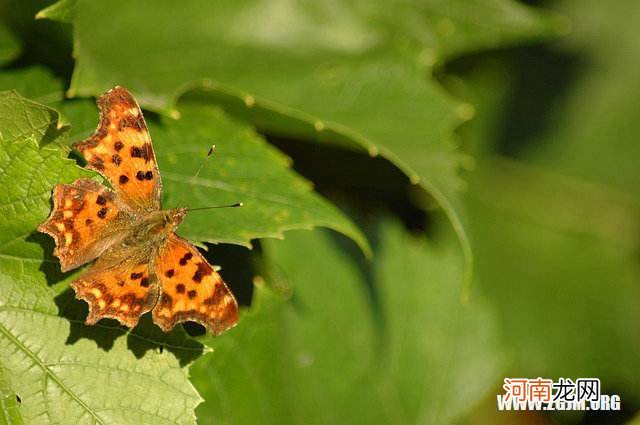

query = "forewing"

[
  {"left": 152, "top": 234, "right": 238, "bottom": 335},
  {"left": 73, "top": 86, "right": 162, "bottom": 211},
  {"left": 38, "top": 178, "right": 131, "bottom": 272},
  {"left": 71, "top": 246, "right": 159, "bottom": 328}
]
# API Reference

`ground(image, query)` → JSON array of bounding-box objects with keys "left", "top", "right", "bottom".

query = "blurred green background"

[{"left": 0, "top": 0, "right": 639, "bottom": 424}]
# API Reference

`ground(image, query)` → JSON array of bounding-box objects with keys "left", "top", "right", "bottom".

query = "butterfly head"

[
  {"left": 164, "top": 207, "right": 188, "bottom": 231},
  {"left": 146, "top": 207, "right": 188, "bottom": 238}
]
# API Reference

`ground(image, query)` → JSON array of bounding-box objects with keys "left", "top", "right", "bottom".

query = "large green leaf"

[
  {"left": 65, "top": 0, "right": 562, "bottom": 110},
  {"left": 48, "top": 0, "right": 562, "bottom": 283},
  {"left": 191, "top": 219, "right": 503, "bottom": 424},
  {"left": 0, "top": 91, "right": 203, "bottom": 424}
]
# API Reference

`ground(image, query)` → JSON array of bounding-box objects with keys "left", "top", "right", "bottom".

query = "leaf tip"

[
  {"left": 201, "top": 78, "right": 215, "bottom": 89},
  {"left": 243, "top": 94, "right": 256, "bottom": 108},
  {"left": 252, "top": 275, "right": 266, "bottom": 287},
  {"left": 418, "top": 48, "right": 439, "bottom": 68},
  {"left": 456, "top": 102, "right": 476, "bottom": 122}
]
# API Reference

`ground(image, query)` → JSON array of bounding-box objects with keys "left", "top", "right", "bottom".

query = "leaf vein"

[{"left": 0, "top": 321, "right": 107, "bottom": 425}]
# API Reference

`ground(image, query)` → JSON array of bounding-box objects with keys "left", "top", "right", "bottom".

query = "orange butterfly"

[{"left": 38, "top": 86, "right": 238, "bottom": 335}]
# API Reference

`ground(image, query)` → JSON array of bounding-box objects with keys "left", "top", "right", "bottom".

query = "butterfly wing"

[
  {"left": 71, "top": 244, "right": 160, "bottom": 328},
  {"left": 74, "top": 86, "right": 161, "bottom": 211},
  {"left": 38, "top": 178, "right": 132, "bottom": 272},
  {"left": 152, "top": 234, "right": 238, "bottom": 335}
]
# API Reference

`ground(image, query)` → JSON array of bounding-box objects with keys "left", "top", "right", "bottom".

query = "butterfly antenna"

[
  {"left": 187, "top": 202, "right": 243, "bottom": 212},
  {"left": 193, "top": 144, "right": 216, "bottom": 179}
]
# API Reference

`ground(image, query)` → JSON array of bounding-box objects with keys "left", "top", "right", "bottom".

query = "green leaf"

[
  {"left": 0, "top": 91, "right": 203, "bottom": 425},
  {"left": 36, "top": 0, "right": 76, "bottom": 24},
  {"left": 191, "top": 219, "right": 503, "bottom": 424},
  {"left": 52, "top": 0, "right": 562, "bottom": 283}
]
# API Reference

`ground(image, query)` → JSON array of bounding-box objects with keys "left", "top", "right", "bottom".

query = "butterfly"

[{"left": 38, "top": 86, "right": 238, "bottom": 335}]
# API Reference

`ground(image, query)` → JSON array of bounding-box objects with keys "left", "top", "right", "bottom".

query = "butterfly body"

[
  {"left": 38, "top": 87, "right": 238, "bottom": 335},
  {"left": 122, "top": 207, "right": 186, "bottom": 247}
]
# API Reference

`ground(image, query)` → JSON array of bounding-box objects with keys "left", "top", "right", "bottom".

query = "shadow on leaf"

[
  {"left": 54, "top": 288, "right": 125, "bottom": 351},
  {"left": 54, "top": 288, "right": 203, "bottom": 366},
  {"left": 267, "top": 136, "right": 434, "bottom": 237},
  {"left": 26, "top": 231, "right": 74, "bottom": 286}
]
